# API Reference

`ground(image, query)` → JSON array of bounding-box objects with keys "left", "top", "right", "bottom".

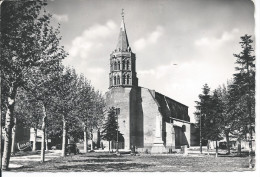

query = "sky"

[{"left": 46, "top": 0, "right": 255, "bottom": 123}]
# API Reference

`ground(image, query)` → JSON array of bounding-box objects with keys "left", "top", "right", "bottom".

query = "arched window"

[
  {"left": 122, "top": 75, "right": 126, "bottom": 84},
  {"left": 114, "top": 76, "right": 116, "bottom": 85},
  {"left": 118, "top": 61, "right": 120, "bottom": 70},
  {"left": 126, "top": 60, "right": 129, "bottom": 70},
  {"left": 114, "top": 62, "right": 117, "bottom": 70},
  {"left": 127, "top": 75, "right": 130, "bottom": 85},
  {"left": 117, "top": 75, "right": 120, "bottom": 85},
  {"left": 122, "top": 60, "right": 125, "bottom": 70},
  {"left": 110, "top": 78, "right": 112, "bottom": 85}
]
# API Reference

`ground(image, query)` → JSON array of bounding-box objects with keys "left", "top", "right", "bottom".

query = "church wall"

[
  {"left": 173, "top": 120, "right": 191, "bottom": 148},
  {"left": 140, "top": 88, "right": 161, "bottom": 147},
  {"left": 129, "top": 87, "right": 143, "bottom": 148},
  {"left": 165, "top": 122, "right": 175, "bottom": 147},
  {"left": 105, "top": 87, "right": 132, "bottom": 149}
]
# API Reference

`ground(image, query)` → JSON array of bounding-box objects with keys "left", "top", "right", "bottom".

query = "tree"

[
  {"left": 233, "top": 34, "right": 255, "bottom": 132},
  {"left": 195, "top": 84, "right": 223, "bottom": 155},
  {"left": 13, "top": 89, "right": 42, "bottom": 153},
  {"left": 1, "top": 1, "right": 66, "bottom": 169},
  {"left": 74, "top": 74, "right": 106, "bottom": 152},
  {"left": 101, "top": 107, "right": 122, "bottom": 153},
  {"left": 209, "top": 89, "right": 224, "bottom": 156},
  {"left": 232, "top": 35, "right": 255, "bottom": 167},
  {"left": 76, "top": 75, "right": 94, "bottom": 153},
  {"left": 194, "top": 84, "right": 211, "bottom": 147},
  {"left": 52, "top": 67, "right": 80, "bottom": 157},
  {"left": 215, "top": 80, "right": 245, "bottom": 154}
]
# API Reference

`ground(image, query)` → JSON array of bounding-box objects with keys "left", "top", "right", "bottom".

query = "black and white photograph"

[{"left": 0, "top": 0, "right": 259, "bottom": 175}]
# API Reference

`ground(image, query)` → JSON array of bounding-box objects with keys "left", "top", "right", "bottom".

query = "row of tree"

[
  {"left": 1, "top": 1, "right": 105, "bottom": 170},
  {"left": 194, "top": 35, "right": 255, "bottom": 156}
]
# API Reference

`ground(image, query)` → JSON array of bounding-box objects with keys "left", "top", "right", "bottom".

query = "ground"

[{"left": 7, "top": 150, "right": 255, "bottom": 172}]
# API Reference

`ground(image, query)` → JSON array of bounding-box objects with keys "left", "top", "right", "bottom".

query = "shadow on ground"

[
  {"left": 55, "top": 163, "right": 151, "bottom": 171},
  {"left": 67, "top": 158, "right": 130, "bottom": 163},
  {"left": 9, "top": 152, "right": 255, "bottom": 172}
]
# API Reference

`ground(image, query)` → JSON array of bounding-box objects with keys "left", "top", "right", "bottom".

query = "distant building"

[{"left": 104, "top": 13, "right": 196, "bottom": 153}]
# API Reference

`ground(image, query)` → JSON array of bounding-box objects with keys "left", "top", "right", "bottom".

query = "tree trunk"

[
  {"left": 215, "top": 140, "right": 218, "bottom": 157},
  {"left": 41, "top": 104, "right": 47, "bottom": 163},
  {"left": 2, "top": 86, "right": 17, "bottom": 170},
  {"left": 32, "top": 128, "right": 37, "bottom": 151},
  {"left": 90, "top": 140, "right": 93, "bottom": 151},
  {"left": 108, "top": 141, "right": 111, "bottom": 153},
  {"left": 45, "top": 129, "right": 48, "bottom": 151},
  {"left": 11, "top": 118, "right": 17, "bottom": 156},
  {"left": 237, "top": 139, "right": 241, "bottom": 156},
  {"left": 61, "top": 116, "right": 67, "bottom": 157},
  {"left": 83, "top": 125, "right": 88, "bottom": 153},
  {"left": 0, "top": 16, "right": 3, "bottom": 169},
  {"left": 90, "top": 129, "right": 93, "bottom": 150},
  {"left": 225, "top": 132, "right": 230, "bottom": 154},
  {"left": 207, "top": 140, "right": 210, "bottom": 155},
  {"left": 0, "top": 125, "right": 2, "bottom": 168}
]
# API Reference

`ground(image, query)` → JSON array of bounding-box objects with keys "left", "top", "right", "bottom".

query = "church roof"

[
  {"left": 154, "top": 92, "right": 190, "bottom": 122},
  {"left": 116, "top": 19, "right": 130, "bottom": 51}
]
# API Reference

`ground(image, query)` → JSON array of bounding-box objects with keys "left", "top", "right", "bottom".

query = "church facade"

[{"left": 105, "top": 15, "right": 193, "bottom": 153}]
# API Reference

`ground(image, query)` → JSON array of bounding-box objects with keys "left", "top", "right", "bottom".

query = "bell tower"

[{"left": 109, "top": 9, "right": 138, "bottom": 88}]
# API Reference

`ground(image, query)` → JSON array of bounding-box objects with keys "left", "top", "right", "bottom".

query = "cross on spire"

[{"left": 121, "top": 8, "right": 124, "bottom": 20}]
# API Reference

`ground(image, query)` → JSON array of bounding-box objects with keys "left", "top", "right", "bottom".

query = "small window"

[
  {"left": 114, "top": 76, "right": 116, "bottom": 85},
  {"left": 117, "top": 75, "right": 120, "bottom": 85},
  {"left": 126, "top": 60, "right": 129, "bottom": 70},
  {"left": 127, "top": 75, "right": 130, "bottom": 84},
  {"left": 118, "top": 61, "right": 120, "bottom": 70},
  {"left": 122, "top": 61, "right": 125, "bottom": 70},
  {"left": 182, "top": 125, "right": 186, "bottom": 132},
  {"left": 123, "top": 75, "right": 126, "bottom": 84}
]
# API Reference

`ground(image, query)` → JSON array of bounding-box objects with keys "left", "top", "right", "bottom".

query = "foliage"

[
  {"left": 194, "top": 34, "right": 255, "bottom": 146},
  {"left": 232, "top": 34, "right": 255, "bottom": 134},
  {"left": 194, "top": 84, "right": 222, "bottom": 142},
  {"left": 1, "top": 0, "right": 67, "bottom": 169},
  {"left": 101, "top": 107, "right": 122, "bottom": 142}
]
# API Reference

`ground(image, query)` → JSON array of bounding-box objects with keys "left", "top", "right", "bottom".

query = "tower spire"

[
  {"left": 109, "top": 10, "right": 138, "bottom": 88},
  {"left": 121, "top": 8, "right": 124, "bottom": 21},
  {"left": 116, "top": 9, "right": 129, "bottom": 51}
]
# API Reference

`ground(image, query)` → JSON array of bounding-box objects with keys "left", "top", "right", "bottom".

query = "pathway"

[{"left": 9, "top": 150, "right": 62, "bottom": 169}]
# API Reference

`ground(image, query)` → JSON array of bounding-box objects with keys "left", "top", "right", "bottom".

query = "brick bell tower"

[
  {"left": 109, "top": 10, "right": 138, "bottom": 88},
  {"left": 105, "top": 10, "right": 139, "bottom": 150}
]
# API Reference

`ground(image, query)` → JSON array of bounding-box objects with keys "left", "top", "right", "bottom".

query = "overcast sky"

[{"left": 46, "top": 0, "right": 255, "bottom": 122}]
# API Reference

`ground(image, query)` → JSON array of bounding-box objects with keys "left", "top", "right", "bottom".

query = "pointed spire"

[{"left": 116, "top": 9, "right": 130, "bottom": 51}]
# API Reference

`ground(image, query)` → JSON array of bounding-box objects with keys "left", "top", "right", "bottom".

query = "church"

[{"left": 104, "top": 13, "right": 196, "bottom": 153}]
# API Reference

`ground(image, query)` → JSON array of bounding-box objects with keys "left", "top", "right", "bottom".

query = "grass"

[{"left": 8, "top": 152, "right": 255, "bottom": 172}]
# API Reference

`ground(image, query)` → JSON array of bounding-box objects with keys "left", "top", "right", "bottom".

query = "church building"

[{"left": 105, "top": 13, "right": 193, "bottom": 153}]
